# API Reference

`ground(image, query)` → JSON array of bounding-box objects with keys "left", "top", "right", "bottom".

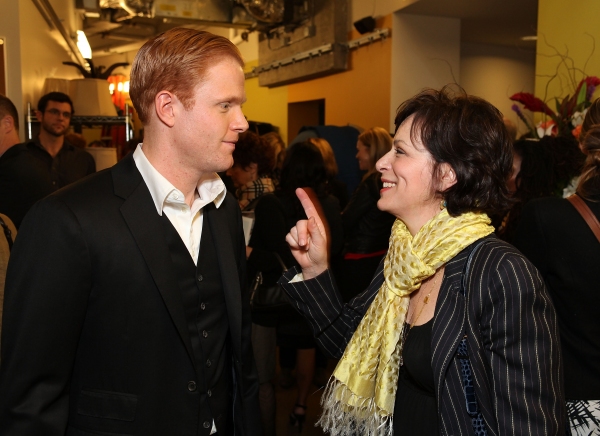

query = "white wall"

[
  {"left": 390, "top": 13, "right": 461, "bottom": 130},
  {"left": 460, "top": 42, "right": 535, "bottom": 136}
]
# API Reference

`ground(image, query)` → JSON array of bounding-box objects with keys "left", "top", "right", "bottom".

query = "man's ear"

[
  {"left": 34, "top": 110, "right": 42, "bottom": 122},
  {"left": 438, "top": 162, "right": 457, "bottom": 191},
  {"left": 154, "top": 91, "right": 176, "bottom": 128},
  {"left": 0, "top": 115, "right": 14, "bottom": 133}
]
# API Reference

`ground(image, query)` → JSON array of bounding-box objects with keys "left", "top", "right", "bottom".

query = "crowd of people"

[{"left": 0, "top": 25, "right": 599, "bottom": 436}]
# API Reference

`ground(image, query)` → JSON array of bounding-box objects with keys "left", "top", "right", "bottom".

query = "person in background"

[
  {"left": 308, "top": 137, "right": 349, "bottom": 209},
  {"left": 248, "top": 141, "right": 343, "bottom": 433},
  {"left": 0, "top": 212, "right": 16, "bottom": 361},
  {"left": 0, "top": 94, "right": 54, "bottom": 228},
  {"left": 227, "top": 130, "right": 277, "bottom": 210},
  {"left": 24, "top": 92, "right": 95, "bottom": 190},
  {"left": 514, "top": 98, "right": 600, "bottom": 436},
  {"left": 498, "top": 135, "right": 584, "bottom": 242},
  {"left": 279, "top": 87, "right": 564, "bottom": 435},
  {"left": 261, "top": 131, "right": 286, "bottom": 184},
  {"left": 335, "top": 127, "right": 395, "bottom": 302},
  {"left": 0, "top": 28, "right": 261, "bottom": 435}
]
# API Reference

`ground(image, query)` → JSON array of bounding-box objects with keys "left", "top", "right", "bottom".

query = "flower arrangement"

[{"left": 510, "top": 76, "right": 600, "bottom": 139}]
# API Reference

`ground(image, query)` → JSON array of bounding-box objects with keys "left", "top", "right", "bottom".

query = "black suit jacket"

[
  {"left": 279, "top": 235, "right": 565, "bottom": 435},
  {"left": 514, "top": 196, "right": 600, "bottom": 399},
  {"left": 0, "top": 154, "right": 261, "bottom": 435}
]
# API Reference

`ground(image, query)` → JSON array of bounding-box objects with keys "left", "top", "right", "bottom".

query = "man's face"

[
  {"left": 174, "top": 56, "right": 249, "bottom": 175},
  {"left": 37, "top": 101, "right": 72, "bottom": 137}
]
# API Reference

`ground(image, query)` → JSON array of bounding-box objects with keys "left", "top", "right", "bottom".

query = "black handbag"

[{"left": 250, "top": 252, "right": 292, "bottom": 327}]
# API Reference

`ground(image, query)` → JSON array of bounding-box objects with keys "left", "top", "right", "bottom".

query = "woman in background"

[
  {"left": 514, "top": 99, "right": 600, "bottom": 436},
  {"left": 227, "top": 131, "right": 277, "bottom": 210},
  {"left": 336, "top": 127, "right": 395, "bottom": 302},
  {"left": 247, "top": 141, "right": 343, "bottom": 433},
  {"left": 308, "top": 137, "right": 349, "bottom": 209}
]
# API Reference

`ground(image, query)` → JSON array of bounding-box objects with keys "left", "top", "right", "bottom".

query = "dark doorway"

[{"left": 287, "top": 99, "right": 325, "bottom": 145}]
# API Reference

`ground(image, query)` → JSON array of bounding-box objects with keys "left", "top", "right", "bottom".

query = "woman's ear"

[{"left": 438, "top": 163, "right": 457, "bottom": 191}]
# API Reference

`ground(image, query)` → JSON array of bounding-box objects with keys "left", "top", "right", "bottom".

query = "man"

[
  {"left": 0, "top": 95, "right": 53, "bottom": 227},
  {"left": 25, "top": 91, "right": 95, "bottom": 190},
  {"left": 0, "top": 28, "right": 261, "bottom": 435}
]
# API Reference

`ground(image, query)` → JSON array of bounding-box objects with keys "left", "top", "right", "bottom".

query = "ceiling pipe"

[{"left": 31, "top": 0, "right": 90, "bottom": 71}]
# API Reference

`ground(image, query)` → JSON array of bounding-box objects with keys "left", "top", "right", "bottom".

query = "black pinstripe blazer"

[{"left": 279, "top": 235, "right": 565, "bottom": 435}]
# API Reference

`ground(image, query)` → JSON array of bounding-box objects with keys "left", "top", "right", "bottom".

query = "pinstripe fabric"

[{"left": 278, "top": 235, "right": 565, "bottom": 435}]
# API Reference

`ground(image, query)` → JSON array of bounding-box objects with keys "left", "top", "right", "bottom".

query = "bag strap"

[
  {"left": 567, "top": 194, "right": 600, "bottom": 243},
  {"left": 273, "top": 252, "right": 288, "bottom": 272},
  {"left": 0, "top": 215, "right": 14, "bottom": 252},
  {"left": 458, "top": 238, "right": 490, "bottom": 435}
]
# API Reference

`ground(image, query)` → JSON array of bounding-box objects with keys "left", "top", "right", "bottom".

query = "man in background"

[
  {"left": 0, "top": 28, "right": 261, "bottom": 435},
  {"left": 25, "top": 91, "right": 95, "bottom": 190},
  {"left": 0, "top": 95, "right": 53, "bottom": 227}
]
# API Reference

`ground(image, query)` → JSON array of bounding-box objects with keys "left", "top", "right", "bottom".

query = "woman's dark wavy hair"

[
  {"left": 231, "top": 131, "right": 276, "bottom": 177},
  {"left": 394, "top": 85, "right": 513, "bottom": 217}
]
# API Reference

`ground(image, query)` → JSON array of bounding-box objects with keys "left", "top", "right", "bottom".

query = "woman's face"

[
  {"left": 226, "top": 162, "right": 258, "bottom": 189},
  {"left": 355, "top": 140, "right": 371, "bottom": 171},
  {"left": 376, "top": 116, "right": 453, "bottom": 234}
]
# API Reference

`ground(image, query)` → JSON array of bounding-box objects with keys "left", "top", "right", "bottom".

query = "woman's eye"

[{"left": 394, "top": 147, "right": 405, "bottom": 155}]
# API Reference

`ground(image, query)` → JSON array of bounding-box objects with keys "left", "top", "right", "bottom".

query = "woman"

[
  {"left": 336, "top": 127, "right": 395, "bottom": 301},
  {"left": 247, "top": 141, "right": 343, "bottom": 432},
  {"left": 514, "top": 99, "right": 600, "bottom": 436},
  {"left": 279, "top": 87, "right": 564, "bottom": 435},
  {"left": 226, "top": 130, "right": 277, "bottom": 210},
  {"left": 498, "top": 135, "right": 584, "bottom": 243},
  {"left": 308, "top": 137, "right": 349, "bottom": 209}
]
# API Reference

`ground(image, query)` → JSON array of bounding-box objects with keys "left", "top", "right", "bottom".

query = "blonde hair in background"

[
  {"left": 309, "top": 137, "right": 338, "bottom": 178},
  {"left": 358, "top": 127, "right": 392, "bottom": 179},
  {"left": 129, "top": 28, "right": 243, "bottom": 124}
]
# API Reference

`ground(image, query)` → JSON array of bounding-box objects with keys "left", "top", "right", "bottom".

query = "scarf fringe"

[{"left": 317, "top": 377, "right": 393, "bottom": 436}]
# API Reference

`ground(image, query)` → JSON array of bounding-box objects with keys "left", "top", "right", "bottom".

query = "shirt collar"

[{"left": 132, "top": 144, "right": 226, "bottom": 215}]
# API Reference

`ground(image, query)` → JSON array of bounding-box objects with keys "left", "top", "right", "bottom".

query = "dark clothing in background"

[
  {"left": 25, "top": 138, "right": 95, "bottom": 190},
  {"left": 335, "top": 172, "right": 395, "bottom": 301},
  {"left": 514, "top": 196, "right": 600, "bottom": 400},
  {"left": 0, "top": 144, "right": 54, "bottom": 228}
]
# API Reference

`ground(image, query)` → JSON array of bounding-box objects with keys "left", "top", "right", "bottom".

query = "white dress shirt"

[{"left": 132, "top": 144, "right": 226, "bottom": 264}]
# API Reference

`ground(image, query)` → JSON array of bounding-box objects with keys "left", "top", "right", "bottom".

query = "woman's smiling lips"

[{"left": 380, "top": 179, "right": 396, "bottom": 194}]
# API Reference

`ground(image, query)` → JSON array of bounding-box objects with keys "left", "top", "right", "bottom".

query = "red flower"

[
  {"left": 572, "top": 124, "right": 582, "bottom": 139},
  {"left": 510, "top": 92, "right": 556, "bottom": 117},
  {"left": 584, "top": 76, "right": 600, "bottom": 87}
]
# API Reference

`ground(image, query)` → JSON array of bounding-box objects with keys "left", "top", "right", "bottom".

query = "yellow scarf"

[{"left": 318, "top": 209, "right": 494, "bottom": 435}]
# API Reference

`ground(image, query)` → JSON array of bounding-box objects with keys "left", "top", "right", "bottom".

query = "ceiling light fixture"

[
  {"left": 77, "top": 30, "right": 92, "bottom": 59},
  {"left": 521, "top": 35, "right": 538, "bottom": 41}
]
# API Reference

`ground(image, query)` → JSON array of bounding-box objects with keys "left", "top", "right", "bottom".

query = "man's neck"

[
  {"left": 38, "top": 130, "right": 64, "bottom": 158},
  {"left": 141, "top": 140, "right": 202, "bottom": 207}
]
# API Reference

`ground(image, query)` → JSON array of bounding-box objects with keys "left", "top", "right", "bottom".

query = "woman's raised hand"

[{"left": 285, "top": 188, "right": 329, "bottom": 280}]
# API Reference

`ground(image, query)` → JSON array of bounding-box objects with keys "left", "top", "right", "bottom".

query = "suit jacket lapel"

[
  {"left": 112, "top": 155, "right": 196, "bottom": 366},
  {"left": 205, "top": 202, "right": 242, "bottom": 357},
  {"left": 431, "top": 251, "right": 469, "bottom": 404}
]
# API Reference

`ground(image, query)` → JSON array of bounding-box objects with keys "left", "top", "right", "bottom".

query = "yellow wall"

[
  {"left": 536, "top": 0, "right": 600, "bottom": 102},
  {"left": 287, "top": 14, "right": 393, "bottom": 132},
  {"left": 243, "top": 60, "right": 289, "bottom": 141}
]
